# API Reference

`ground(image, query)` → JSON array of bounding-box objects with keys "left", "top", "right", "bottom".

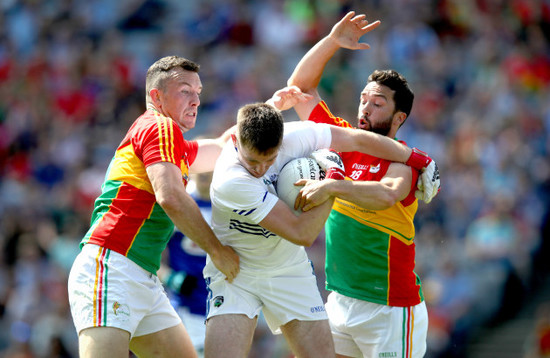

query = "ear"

[
  {"left": 231, "top": 133, "right": 238, "bottom": 149},
  {"left": 394, "top": 111, "right": 407, "bottom": 127},
  {"left": 150, "top": 88, "right": 162, "bottom": 108}
]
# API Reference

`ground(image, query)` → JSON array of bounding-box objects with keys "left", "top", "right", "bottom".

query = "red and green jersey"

[
  {"left": 80, "top": 109, "right": 198, "bottom": 274},
  {"left": 310, "top": 101, "right": 423, "bottom": 307}
]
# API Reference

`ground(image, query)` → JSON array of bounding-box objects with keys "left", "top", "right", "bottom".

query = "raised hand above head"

[{"left": 329, "top": 11, "right": 381, "bottom": 50}]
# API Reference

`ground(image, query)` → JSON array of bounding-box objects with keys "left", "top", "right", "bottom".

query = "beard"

[{"left": 358, "top": 114, "right": 393, "bottom": 136}]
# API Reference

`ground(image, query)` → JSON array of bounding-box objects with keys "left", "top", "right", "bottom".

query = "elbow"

[
  {"left": 300, "top": 236, "right": 316, "bottom": 247},
  {"left": 287, "top": 77, "right": 310, "bottom": 93},
  {"left": 286, "top": 229, "right": 318, "bottom": 247},
  {"left": 378, "top": 192, "right": 400, "bottom": 209},
  {"left": 287, "top": 77, "right": 297, "bottom": 88},
  {"left": 156, "top": 194, "right": 179, "bottom": 214}
]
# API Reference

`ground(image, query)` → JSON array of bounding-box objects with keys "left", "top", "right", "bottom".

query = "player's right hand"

[
  {"left": 210, "top": 245, "right": 240, "bottom": 283},
  {"left": 416, "top": 160, "right": 441, "bottom": 204},
  {"left": 329, "top": 11, "right": 381, "bottom": 51}
]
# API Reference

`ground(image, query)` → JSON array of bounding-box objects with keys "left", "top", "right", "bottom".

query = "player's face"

[
  {"left": 158, "top": 69, "right": 202, "bottom": 133},
  {"left": 235, "top": 139, "right": 279, "bottom": 178},
  {"left": 357, "top": 82, "right": 397, "bottom": 136}
]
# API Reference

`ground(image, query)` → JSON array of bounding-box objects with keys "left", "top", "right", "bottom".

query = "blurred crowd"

[{"left": 0, "top": 0, "right": 549, "bottom": 357}]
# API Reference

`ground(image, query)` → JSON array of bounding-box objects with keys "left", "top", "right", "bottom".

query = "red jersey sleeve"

[
  {"left": 183, "top": 139, "right": 199, "bottom": 167},
  {"left": 309, "top": 101, "right": 353, "bottom": 129},
  {"left": 135, "top": 113, "right": 185, "bottom": 168}
]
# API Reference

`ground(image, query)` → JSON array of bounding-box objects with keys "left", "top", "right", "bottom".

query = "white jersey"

[{"left": 204, "top": 121, "right": 332, "bottom": 276}]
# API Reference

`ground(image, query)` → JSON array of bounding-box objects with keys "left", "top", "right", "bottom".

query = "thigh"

[
  {"left": 130, "top": 323, "right": 197, "bottom": 358},
  {"left": 326, "top": 292, "right": 362, "bottom": 358},
  {"left": 133, "top": 275, "right": 182, "bottom": 337},
  {"left": 347, "top": 299, "right": 428, "bottom": 358},
  {"left": 281, "top": 319, "right": 335, "bottom": 358},
  {"left": 204, "top": 314, "right": 257, "bottom": 358},
  {"left": 79, "top": 326, "right": 130, "bottom": 358},
  {"left": 260, "top": 261, "right": 327, "bottom": 334},
  {"left": 68, "top": 245, "right": 151, "bottom": 336}
]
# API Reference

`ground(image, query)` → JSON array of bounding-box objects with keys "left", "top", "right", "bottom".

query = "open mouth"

[{"left": 358, "top": 117, "right": 369, "bottom": 129}]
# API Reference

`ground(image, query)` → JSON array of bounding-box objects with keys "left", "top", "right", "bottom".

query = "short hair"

[
  {"left": 145, "top": 56, "right": 200, "bottom": 103},
  {"left": 236, "top": 103, "right": 284, "bottom": 155},
  {"left": 368, "top": 70, "right": 414, "bottom": 118}
]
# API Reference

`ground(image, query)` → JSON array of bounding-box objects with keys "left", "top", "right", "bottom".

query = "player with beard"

[{"left": 277, "top": 11, "right": 440, "bottom": 358}]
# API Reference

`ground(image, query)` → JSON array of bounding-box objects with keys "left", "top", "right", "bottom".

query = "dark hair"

[
  {"left": 237, "top": 103, "right": 284, "bottom": 154},
  {"left": 368, "top": 70, "right": 414, "bottom": 118},
  {"left": 145, "top": 56, "right": 200, "bottom": 102}
]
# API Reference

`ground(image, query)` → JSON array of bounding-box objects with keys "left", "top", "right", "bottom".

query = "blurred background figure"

[{"left": 1, "top": 1, "right": 550, "bottom": 357}]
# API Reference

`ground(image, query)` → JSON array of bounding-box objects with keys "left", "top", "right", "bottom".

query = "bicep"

[
  {"left": 146, "top": 161, "right": 187, "bottom": 205},
  {"left": 146, "top": 162, "right": 180, "bottom": 192}
]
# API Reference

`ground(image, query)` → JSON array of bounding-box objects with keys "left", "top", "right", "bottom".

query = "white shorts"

[
  {"left": 68, "top": 244, "right": 181, "bottom": 338},
  {"left": 205, "top": 260, "right": 327, "bottom": 334},
  {"left": 326, "top": 292, "right": 428, "bottom": 358}
]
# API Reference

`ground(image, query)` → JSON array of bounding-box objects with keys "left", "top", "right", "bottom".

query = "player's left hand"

[
  {"left": 310, "top": 148, "right": 346, "bottom": 180},
  {"left": 415, "top": 160, "right": 440, "bottom": 203},
  {"left": 266, "top": 86, "right": 313, "bottom": 111},
  {"left": 294, "top": 178, "right": 335, "bottom": 212}
]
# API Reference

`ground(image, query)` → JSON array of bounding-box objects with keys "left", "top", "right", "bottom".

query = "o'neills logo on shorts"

[
  {"left": 213, "top": 296, "right": 224, "bottom": 308},
  {"left": 310, "top": 305, "right": 325, "bottom": 313},
  {"left": 113, "top": 301, "right": 130, "bottom": 318}
]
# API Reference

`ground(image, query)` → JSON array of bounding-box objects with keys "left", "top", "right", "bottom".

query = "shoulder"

[
  {"left": 310, "top": 101, "right": 353, "bottom": 128},
  {"left": 283, "top": 120, "right": 331, "bottom": 138},
  {"left": 212, "top": 169, "right": 267, "bottom": 209}
]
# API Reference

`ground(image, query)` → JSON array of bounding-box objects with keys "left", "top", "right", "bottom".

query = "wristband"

[
  {"left": 406, "top": 147, "right": 432, "bottom": 170},
  {"left": 325, "top": 167, "right": 346, "bottom": 180}
]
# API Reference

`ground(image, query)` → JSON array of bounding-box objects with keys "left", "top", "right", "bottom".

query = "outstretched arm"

[
  {"left": 190, "top": 125, "right": 236, "bottom": 173},
  {"left": 287, "top": 11, "right": 381, "bottom": 121},
  {"left": 147, "top": 162, "right": 240, "bottom": 281},
  {"left": 296, "top": 162, "right": 412, "bottom": 212},
  {"left": 330, "top": 125, "right": 441, "bottom": 203}
]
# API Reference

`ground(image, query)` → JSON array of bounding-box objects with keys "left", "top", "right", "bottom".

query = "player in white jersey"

[
  {"left": 206, "top": 120, "right": 331, "bottom": 272},
  {"left": 203, "top": 96, "right": 440, "bottom": 358}
]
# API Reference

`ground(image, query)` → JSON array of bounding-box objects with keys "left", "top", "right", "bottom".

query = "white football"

[{"left": 276, "top": 157, "right": 322, "bottom": 216}]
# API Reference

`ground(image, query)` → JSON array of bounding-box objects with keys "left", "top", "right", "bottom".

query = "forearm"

[
  {"left": 289, "top": 198, "right": 334, "bottom": 246},
  {"left": 327, "top": 180, "right": 398, "bottom": 210},
  {"left": 161, "top": 193, "right": 224, "bottom": 256},
  {"left": 287, "top": 36, "right": 340, "bottom": 92},
  {"left": 261, "top": 199, "right": 334, "bottom": 247}
]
